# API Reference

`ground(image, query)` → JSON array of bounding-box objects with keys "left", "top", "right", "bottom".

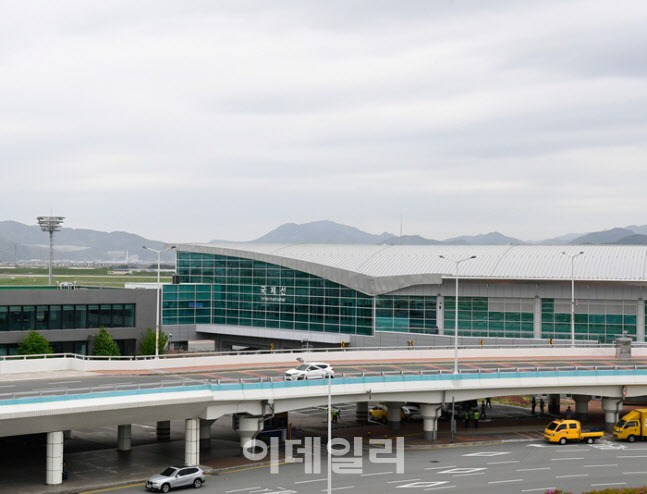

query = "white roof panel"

[{"left": 173, "top": 243, "right": 647, "bottom": 284}]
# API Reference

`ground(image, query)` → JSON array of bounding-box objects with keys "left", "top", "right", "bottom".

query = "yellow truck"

[
  {"left": 544, "top": 419, "right": 604, "bottom": 445},
  {"left": 613, "top": 409, "right": 647, "bottom": 442}
]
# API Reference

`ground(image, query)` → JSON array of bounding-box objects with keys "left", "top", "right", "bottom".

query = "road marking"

[
  {"left": 591, "top": 483, "right": 627, "bottom": 487},
  {"left": 423, "top": 486, "right": 456, "bottom": 491},
  {"left": 463, "top": 451, "right": 509, "bottom": 457},
  {"left": 396, "top": 482, "right": 448, "bottom": 489},
  {"left": 294, "top": 478, "right": 326, "bottom": 484},
  {"left": 522, "top": 488, "right": 556, "bottom": 492},
  {"left": 51, "top": 380, "right": 81, "bottom": 384},
  {"left": 583, "top": 464, "right": 618, "bottom": 467},
  {"left": 0, "top": 384, "right": 16, "bottom": 388},
  {"left": 487, "top": 460, "right": 519, "bottom": 465},
  {"left": 437, "top": 467, "right": 486, "bottom": 475},
  {"left": 622, "top": 472, "right": 645, "bottom": 474},
  {"left": 388, "top": 479, "right": 421, "bottom": 484},
  {"left": 551, "top": 457, "right": 583, "bottom": 461},
  {"left": 226, "top": 488, "right": 262, "bottom": 493},
  {"left": 360, "top": 471, "right": 393, "bottom": 477},
  {"left": 488, "top": 479, "right": 522, "bottom": 484},
  {"left": 616, "top": 455, "right": 647, "bottom": 458},
  {"left": 452, "top": 472, "right": 485, "bottom": 477},
  {"left": 517, "top": 467, "right": 550, "bottom": 472},
  {"left": 424, "top": 465, "right": 456, "bottom": 470},
  {"left": 556, "top": 474, "right": 589, "bottom": 479}
]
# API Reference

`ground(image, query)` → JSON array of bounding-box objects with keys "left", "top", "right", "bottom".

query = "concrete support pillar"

[
  {"left": 637, "top": 299, "right": 645, "bottom": 343},
  {"left": 548, "top": 394, "right": 560, "bottom": 415},
  {"left": 46, "top": 431, "right": 64, "bottom": 485},
  {"left": 237, "top": 415, "right": 264, "bottom": 457},
  {"left": 436, "top": 295, "right": 445, "bottom": 335},
  {"left": 573, "top": 395, "right": 591, "bottom": 421},
  {"left": 117, "top": 424, "right": 131, "bottom": 452},
  {"left": 185, "top": 418, "right": 199, "bottom": 466},
  {"left": 355, "top": 402, "right": 369, "bottom": 424},
  {"left": 602, "top": 398, "right": 623, "bottom": 432},
  {"left": 420, "top": 404, "right": 442, "bottom": 441},
  {"left": 200, "top": 419, "right": 215, "bottom": 450},
  {"left": 156, "top": 420, "right": 171, "bottom": 441},
  {"left": 533, "top": 297, "right": 542, "bottom": 339},
  {"left": 386, "top": 402, "right": 405, "bottom": 430}
]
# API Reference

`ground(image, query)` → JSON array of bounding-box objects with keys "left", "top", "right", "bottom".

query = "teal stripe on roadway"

[{"left": 2, "top": 369, "right": 646, "bottom": 406}]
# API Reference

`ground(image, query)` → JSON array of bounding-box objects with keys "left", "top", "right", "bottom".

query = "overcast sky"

[{"left": 2, "top": 1, "right": 646, "bottom": 243}]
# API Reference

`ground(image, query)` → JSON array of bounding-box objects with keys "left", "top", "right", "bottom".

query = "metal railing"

[
  {"left": 0, "top": 341, "right": 637, "bottom": 362},
  {"left": 2, "top": 363, "right": 646, "bottom": 403}
]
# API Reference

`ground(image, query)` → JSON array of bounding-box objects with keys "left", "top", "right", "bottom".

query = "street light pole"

[
  {"left": 562, "top": 251, "right": 584, "bottom": 347},
  {"left": 439, "top": 255, "right": 476, "bottom": 374},
  {"left": 327, "top": 371, "right": 332, "bottom": 494},
  {"left": 143, "top": 245, "right": 176, "bottom": 358}
]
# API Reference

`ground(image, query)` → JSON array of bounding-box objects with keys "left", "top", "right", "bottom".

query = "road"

[
  {"left": 2, "top": 357, "right": 643, "bottom": 396},
  {"left": 82, "top": 439, "right": 647, "bottom": 494}
]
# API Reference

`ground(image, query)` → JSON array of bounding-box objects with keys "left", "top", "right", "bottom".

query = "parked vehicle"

[
  {"left": 613, "top": 409, "right": 647, "bottom": 442},
  {"left": 369, "top": 403, "right": 421, "bottom": 423},
  {"left": 285, "top": 361, "right": 334, "bottom": 380},
  {"left": 543, "top": 419, "right": 604, "bottom": 444},
  {"left": 145, "top": 465, "right": 206, "bottom": 492}
]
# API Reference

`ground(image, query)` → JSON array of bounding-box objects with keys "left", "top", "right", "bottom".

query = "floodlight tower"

[{"left": 37, "top": 216, "right": 65, "bottom": 286}]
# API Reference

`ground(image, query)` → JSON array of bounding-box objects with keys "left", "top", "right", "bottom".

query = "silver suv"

[{"left": 145, "top": 466, "right": 206, "bottom": 492}]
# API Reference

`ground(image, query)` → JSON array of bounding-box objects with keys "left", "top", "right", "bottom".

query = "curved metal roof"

[{"left": 173, "top": 243, "right": 647, "bottom": 295}]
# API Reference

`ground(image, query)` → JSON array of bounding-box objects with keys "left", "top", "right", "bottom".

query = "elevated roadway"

[{"left": 1, "top": 346, "right": 645, "bottom": 486}]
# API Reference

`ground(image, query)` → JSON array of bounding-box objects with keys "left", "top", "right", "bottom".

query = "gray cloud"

[{"left": 2, "top": 0, "right": 646, "bottom": 243}]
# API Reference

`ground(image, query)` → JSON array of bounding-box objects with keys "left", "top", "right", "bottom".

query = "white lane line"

[
  {"left": 488, "top": 479, "right": 523, "bottom": 484},
  {"left": 487, "top": 460, "right": 519, "bottom": 465},
  {"left": 452, "top": 473, "right": 485, "bottom": 477},
  {"left": 388, "top": 479, "right": 420, "bottom": 484},
  {"left": 226, "top": 488, "right": 262, "bottom": 493},
  {"left": 0, "top": 384, "right": 17, "bottom": 388},
  {"left": 295, "top": 478, "right": 326, "bottom": 484},
  {"left": 583, "top": 464, "right": 618, "bottom": 467},
  {"left": 591, "top": 483, "right": 627, "bottom": 487},
  {"left": 556, "top": 474, "right": 589, "bottom": 479},
  {"left": 623, "top": 472, "right": 645, "bottom": 474},
  {"left": 522, "top": 488, "right": 556, "bottom": 493},
  {"left": 360, "top": 471, "right": 393, "bottom": 477},
  {"left": 424, "top": 487, "right": 456, "bottom": 491},
  {"left": 425, "top": 465, "right": 456, "bottom": 470},
  {"left": 517, "top": 467, "right": 550, "bottom": 472},
  {"left": 49, "top": 380, "right": 81, "bottom": 384},
  {"left": 617, "top": 455, "right": 647, "bottom": 458},
  {"left": 551, "top": 457, "right": 583, "bottom": 461}
]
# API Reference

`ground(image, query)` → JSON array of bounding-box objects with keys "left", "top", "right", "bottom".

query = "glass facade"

[
  {"left": 443, "top": 296, "right": 535, "bottom": 338},
  {"left": 375, "top": 295, "right": 437, "bottom": 333},
  {"left": 166, "top": 251, "right": 644, "bottom": 343},
  {"left": 0, "top": 304, "right": 135, "bottom": 332},
  {"left": 542, "top": 298, "right": 636, "bottom": 343},
  {"left": 165, "top": 252, "right": 374, "bottom": 335}
]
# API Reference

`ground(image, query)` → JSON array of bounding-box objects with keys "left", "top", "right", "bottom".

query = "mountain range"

[{"left": 2, "top": 219, "right": 647, "bottom": 263}]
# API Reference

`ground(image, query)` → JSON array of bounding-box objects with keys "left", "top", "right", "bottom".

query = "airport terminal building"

[{"left": 162, "top": 244, "right": 647, "bottom": 350}]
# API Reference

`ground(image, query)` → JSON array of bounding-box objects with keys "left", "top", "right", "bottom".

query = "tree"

[
  {"left": 140, "top": 327, "right": 168, "bottom": 356},
  {"left": 17, "top": 331, "right": 53, "bottom": 355},
  {"left": 93, "top": 327, "right": 121, "bottom": 356}
]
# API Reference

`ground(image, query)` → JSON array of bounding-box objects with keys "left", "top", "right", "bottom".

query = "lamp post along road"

[
  {"left": 563, "top": 251, "right": 584, "bottom": 347},
  {"left": 439, "top": 255, "right": 476, "bottom": 374},
  {"left": 143, "top": 245, "right": 176, "bottom": 358}
]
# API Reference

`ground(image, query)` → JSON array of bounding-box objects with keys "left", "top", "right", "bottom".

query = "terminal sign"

[{"left": 260, "top": 285, "right": 287, "bottom": 303}]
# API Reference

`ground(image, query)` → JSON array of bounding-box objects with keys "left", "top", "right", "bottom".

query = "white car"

[
  {"left": 285, "top": 361, "right": 335, "bottom": 381},
  {"left": 402, "top": 405, "right": 422, "bottom": 422}
]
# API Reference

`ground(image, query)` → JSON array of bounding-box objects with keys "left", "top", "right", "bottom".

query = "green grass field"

[{"left": 0, "top": 268, "right": 172, "bottom": 288}]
